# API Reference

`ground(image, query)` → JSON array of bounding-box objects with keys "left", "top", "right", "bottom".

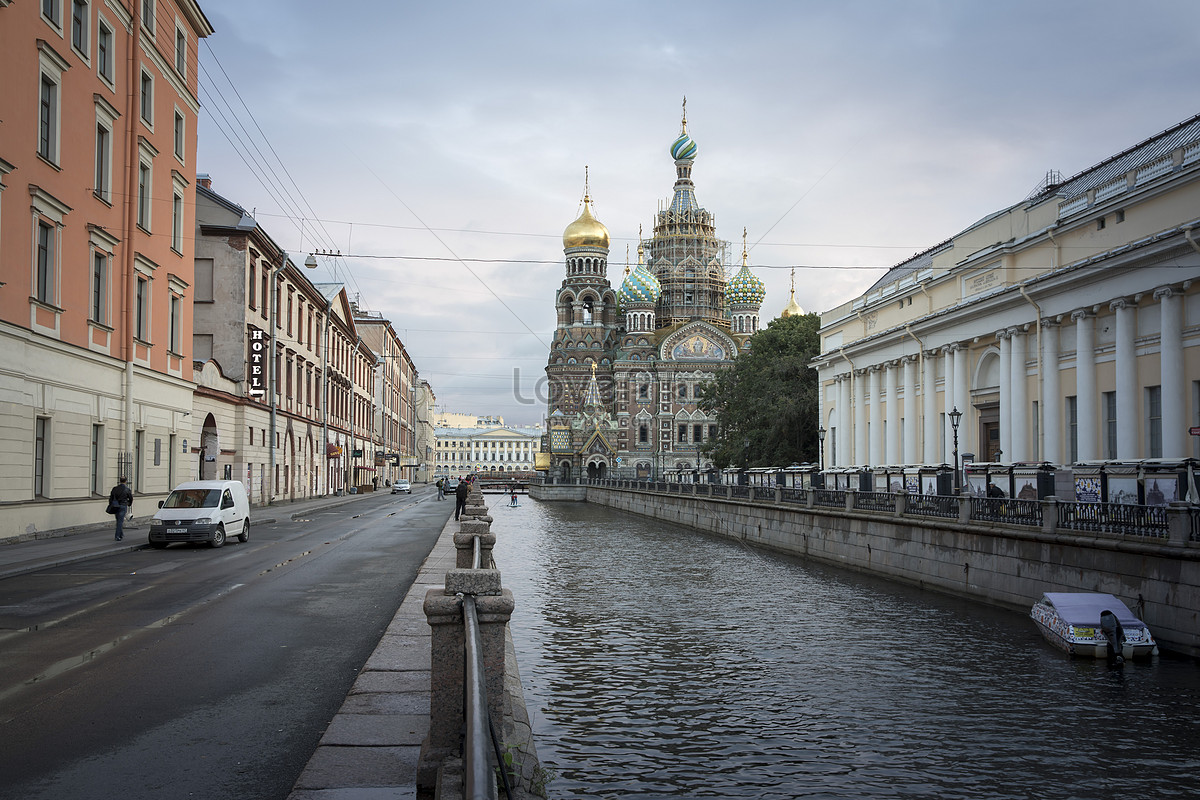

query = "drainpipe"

[
  {"left": 1047, "top": 226, "right": 1061, "bottom": 269},
  {"left": 1018, "top": 285, "right": 1043, "bottom": 459},
  {"left": 120, "top": 0, "right": 145, "bottom": 478},
  {"left": 1186, "top": 226, "right": 1200, "bottom": 255},
  {"left": 268, "top": 250, "right": 283, "bottom": 503}
]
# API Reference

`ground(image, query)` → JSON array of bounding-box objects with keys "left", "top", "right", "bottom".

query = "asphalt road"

[{"left": 0, "top": 487, "right": 450, "bottom": 800}]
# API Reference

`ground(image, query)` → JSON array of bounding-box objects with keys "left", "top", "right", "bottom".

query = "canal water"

[{"left": 491, "top": 497, "right": 1200, "bottom": 799}]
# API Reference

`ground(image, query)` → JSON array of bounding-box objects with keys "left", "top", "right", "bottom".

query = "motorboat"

[{"left": 1030, "top": 592, "right": 1158, "bottom": 660}]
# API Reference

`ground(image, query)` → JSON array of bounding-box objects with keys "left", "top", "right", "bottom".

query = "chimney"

[{"left": 197, "top": 173, "right": 212, "bottom": 190}]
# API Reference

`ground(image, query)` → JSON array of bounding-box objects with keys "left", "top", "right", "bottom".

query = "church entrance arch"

[
  {"left": 200, "top": 413, "right": 218, "bottom": 480},
  {"left": 558, "top": 460, "right": 572, "bottom": 481},
  {"left": 585, "top": 457, "right": 608, "bottom": 480}
]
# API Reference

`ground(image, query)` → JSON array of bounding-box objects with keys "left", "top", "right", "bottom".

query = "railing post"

[
  {"left": 1042, "top": 496, "right": 1059, "bottom": 534},
  {"left": 959, "top": 491, "right": 972, "bottom": 525},
  {"left": 806, "top": 488, "right": 815, "bottom": 509},
  {"left": 894, "top": 491, "right": 907, "bottom": 517},
  {"left": 775, "top": 485, "right": 783, "bottom": 504},
  {"left": 845, "top": 488, "right": 856, "bottom": 512},
  {"left": 1167, "top": 502, "right": 1190, "bottom": 545}
]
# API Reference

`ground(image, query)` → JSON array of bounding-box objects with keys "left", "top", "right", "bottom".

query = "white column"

[
  {"left": 884, "top": 362, "right": 899, "bottom": 464},
  {"left": 838, "top": 374, "right": 852, "bottom": 467},
  {"left": 998, "top": 331, "right": 1012, "bottom": 459},
  {"left": 1072, "top": 310, "right": 1097, "bottom": 461},
  {"left": 869, "top": 367, "right": 883, "bottom": 467},
  {"left": 903, "top": 357, "right": 918, "bottom": 464},
  {"left": 922, "top": 352, "right": 937, "bottom": 464},
  {"left": 1010, "top": 327, "right": 1028, "bottom": 462},
  {"left": 854, "top": 370, "right": 868, "bottom": 465},
  {"left": 1041, "top": 320, "right": 1061, "bottom": 465},
  {"left": 942, "top": 347, "right": 955, "bottom": 463},
  {"left": 953, "top": 345, "right": 969, "bottom": 458},
  {"left": 1157, "top": 287, "right": 1185, "bottom": 458},
  {"left": 1113, "top": 299, "right": 1138, "bottom": 458}
]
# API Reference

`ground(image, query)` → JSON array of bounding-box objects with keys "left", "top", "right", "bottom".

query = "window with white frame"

[
  {"left": 41, "top": 0, "right": 61, "bottom": 28},
  {"left": 29, "top": 186, "right": 69, "bottom": 308},
  {"left": 91, "top": 424, "right": 104, "bottom": 495},
  {"left": 135, "top": 275, "right": 149, "bottom": 341},
  {"left": 173, "top": 109, "right": 185, "bottom": 162},
  {"left": 171, "top": 189, "right": 183, "bottom": 252},
  {"left": 1066, "top": 395, "right": 1078, "bottom": 464},
  {"left": 1103, "top": 391, "right": 1117, "bottom": 460},
  {"left": 97, "top": 18, "right": 113, "bottom": 84},
  {"left": 139, "top": 69, "right": 153, "bottom": 126},
  {"left": 94, "top": 96, "right": 118, "bottom": 202},
  {"left": 137, "top": 160, "right": 151, "bottom": 230},
  {"left": 168, "top": 292, "right": 181, "bottom": 353},
  {"left": 34, "top": 417, "right": 49, "bottom": 497},
  {"left": 91, "top": 250, "right": 107, "bottom": 323},
  {"left": 71, "top": 0, "right": 89, "bottom": 57},
  {"left": 1147, "top": 385, "right": 1162, "bottom": 458},
  {"left": 175, "top": 24, "right": 187, "bottom": 75},
  {"left": 141, "top": 0, "right": 154, "bottom": 33}
]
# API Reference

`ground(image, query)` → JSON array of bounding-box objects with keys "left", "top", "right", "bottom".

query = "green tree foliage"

[{"left": 698, "top": 312, "right": 822, "bottom": 468}]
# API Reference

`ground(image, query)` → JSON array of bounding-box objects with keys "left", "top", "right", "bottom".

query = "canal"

[{"left": 491, "top": 497, "right": 1200, "bottom": 799}]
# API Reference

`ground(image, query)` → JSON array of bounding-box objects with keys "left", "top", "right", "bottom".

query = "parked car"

[
  {"left": 149, "top": 480, "right": 250, "bottom": 549},
  {"left": 443, "top": 478, "right": 459, "bottom": 493},
  {"left": 391, "top": 479, "right": 412, "bottom": 494}
]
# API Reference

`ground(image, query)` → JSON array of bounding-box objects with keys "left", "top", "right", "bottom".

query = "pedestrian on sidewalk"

[
  {"left": 454, "top": 479, "right": 469, "bottom": 521},
  {"left": 436, "top": 478, "right": 444, "bottom": 500},
  {"left": 108, "top": 476, "right": 133, "bottom": 541}
]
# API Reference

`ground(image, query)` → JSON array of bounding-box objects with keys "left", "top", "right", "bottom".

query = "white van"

[{"left": 149, "top": 480, "right": 251, "bottom": 549}]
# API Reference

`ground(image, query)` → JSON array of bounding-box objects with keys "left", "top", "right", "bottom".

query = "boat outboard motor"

[{"left": 1100, "top": 610, "right": 1125, "bottom": 663}]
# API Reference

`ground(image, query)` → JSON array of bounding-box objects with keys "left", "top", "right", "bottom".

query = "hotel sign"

[{"left": 248, "top": 328, "right": 266, "bottom": 396}]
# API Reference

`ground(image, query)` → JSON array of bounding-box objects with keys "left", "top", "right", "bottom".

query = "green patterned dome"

[
  {"left": 728, "top": 264, "right": 766, "bottom": 308},
  {"left": 618, "top": 264, "right": 661, "bottom": 307},
  {"left": 670, "top": 132, "right": 698, "bottom": 161}
]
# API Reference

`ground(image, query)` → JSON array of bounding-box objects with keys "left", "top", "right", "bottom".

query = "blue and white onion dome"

[
  {"left": 670, "top": 130, "right": 698, "bottom": 161},
  {"left": 728, "top": 236, "right": 766, "bottom": 309},
  {"left": 618, "top": 244, "right": 661, "bottom": 307}
]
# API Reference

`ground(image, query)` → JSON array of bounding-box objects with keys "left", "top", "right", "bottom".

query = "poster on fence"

[
  {"left": 1074, "top": 476, "right": 1101, "bottom": 503},
  {"left": 1144, "top": 477, "right": 1176, "bottom": 506},
  {"left": 1108, "top": 476, "right": 1139, "bottom": 505}
]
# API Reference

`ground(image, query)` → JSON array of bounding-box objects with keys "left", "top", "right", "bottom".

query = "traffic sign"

[{"left": 1190, "top": 426, "right": 1200, "bottom": 436}]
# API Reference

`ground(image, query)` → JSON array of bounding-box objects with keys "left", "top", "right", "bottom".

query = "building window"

[
  {"left": 174, "top": 26, "right": 187, "bottom": 75},
  {"left": 248, "top": 262, "right": 257, "bottom": 309},
  {"left": 91, "top": 250, "right": 107, "bottom": 323},
  {"left": 1103, "top": 391, "right": 1117, "bottom": 460},
  {"left": 1066, "top": 396, "right": 1078, "bottom": 464},
  {"left": 71, "top": 0, "right": 89, "bottom": 56},
  {"left": 35, "top": 220, "right": 55, "bottom": 304},
  {"left": 91, "top": 424, "right": 104, "bottom": 495},
  {"left": 42, "top": 0, "right": 62, "bottom": 27},
  {"left": 174, "top": 110, "right": 185, "bottom": 161},
  {"left": 140, "top": 69, "right": 153, "bottom": 125},
  {"left": 168, "top": 294, "right": 181, "bottom": 353},
  {"left": 135, "top": 276, "right": 149, "bottom": 340},
  {"left": 678, "top": 424, "right": 687, "bottom": 443},
  {"left": 39, "top": 75, "right": 59, "bottom": 163},
  {"left": 34, "top": 418, "right": 49, "bottom": 497},
  {"left": 97, "top": 20, "right": 113, "bottom": 82},
  {"left": 678, "top": 384, "right": 687, "bottom": 400},
  {"left": 137, "top": 160, "right": 151, "bottom": 230},
  {"left": 1031, "top": 401, "right": 1039, "bottom": 461},
  {"left": 134, "top": 429, "right": 144, "bottom": 492},
  {"left": 141, "top": 0, "right": 154, "bottom": 32},
  {"left": 1147, "top": 385, "right": 1162, "bottom": 458},
  {"left": 95, "top": 122, "right": 111, "bottom": 201},
  {"left": 171, "top": 190, "right": 183, "bottom": 252}
]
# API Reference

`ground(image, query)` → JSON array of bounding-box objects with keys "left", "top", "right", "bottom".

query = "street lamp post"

[
  {"left": 949, "top": 406, "right": 963, "bottom": 493},
  {"left": 817, "top": 426, "right": 826, "bottom": 473}
]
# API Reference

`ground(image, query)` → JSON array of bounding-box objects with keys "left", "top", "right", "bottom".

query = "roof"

[{"left": 1042, "top": 593, "right": 1145, "bottom": 628}]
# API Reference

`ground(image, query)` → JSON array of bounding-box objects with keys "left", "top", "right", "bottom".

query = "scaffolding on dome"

[{"left": 644, "top": 200, "right": 731, "bottom": 330}]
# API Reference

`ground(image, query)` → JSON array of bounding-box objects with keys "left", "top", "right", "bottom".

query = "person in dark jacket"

[
  {"left": 454, "top": 479, "right": 470, "bottom": 521},
  {"left": 109, "top": 476, "right": 133, "bottom": 541}
]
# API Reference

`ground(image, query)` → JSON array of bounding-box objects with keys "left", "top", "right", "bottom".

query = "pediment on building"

[
  {"left": 659, "top": 321, "right": 737, "bottom": 362},
  {"left": 581, "top": 429, "right": 614, "bottom": 456}
]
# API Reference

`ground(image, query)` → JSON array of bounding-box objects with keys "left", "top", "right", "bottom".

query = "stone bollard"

[
  {"left": 1166, "top": 502, "right": 1191, "bottom": 545},
  {"left": 1042, "top": 496, "right": 1059, "bottom": 534},
  {"left": 845, "top": 488, "right": 856, "bottom": 512},
  {"left": 958, "top": 490, "right": 972, "bottom": 525},
  {"left": 894, "top": 491, "right": 907, "bottom": 517},
  {"left": 455, "top": 524, "right": 495, "bottom": 569},
  {"left": 417, "top": 578, "right": 515, "bottom": 795}
]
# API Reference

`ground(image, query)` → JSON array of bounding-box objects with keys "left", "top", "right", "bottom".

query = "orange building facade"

[{"left": 0, "top": 0, "right": 213, "bottom": 536}]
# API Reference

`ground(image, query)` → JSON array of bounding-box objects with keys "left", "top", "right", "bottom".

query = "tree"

[{"left": 698, "top": 312, "right": 822, "bottom": 468}]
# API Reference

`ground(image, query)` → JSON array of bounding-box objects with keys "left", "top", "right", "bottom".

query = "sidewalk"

[{"left": 0, "top": 490, "right": 379, "bottom": 581}]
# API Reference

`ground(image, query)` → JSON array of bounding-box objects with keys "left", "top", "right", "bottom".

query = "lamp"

[
  {"left": 817, "top": 426, "right": 826, "bottom": 473},
  {"left": 949, "top": 406, "right": 963, "bottom": 493}
]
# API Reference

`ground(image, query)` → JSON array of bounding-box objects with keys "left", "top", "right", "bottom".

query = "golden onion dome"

[
  {"left": 562, "top": 198, "right": 610, "bottom": 250},
  {"left": 781, "top": 295, "right": 804, "bottom": 317}
]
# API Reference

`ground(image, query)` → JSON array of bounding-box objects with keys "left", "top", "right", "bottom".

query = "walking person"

[
  {"left": 454, "top": 478, "right": 470, "bottom": 521},
  {"left": 108, "top": 476, "right": 133, "bottom": 541},
  {"left": 510, "top": 488, "right": 518, "bottom": 507},
  {"left": 436, "top": 478, "right": 444, "bottom": 501}
]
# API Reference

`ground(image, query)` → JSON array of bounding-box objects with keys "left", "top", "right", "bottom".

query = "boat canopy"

[{"left": 1041, "top": 593, "right": 1146, "bottom": 629}]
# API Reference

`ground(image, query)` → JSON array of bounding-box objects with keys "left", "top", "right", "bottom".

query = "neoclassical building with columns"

[{"left": 814, "top": 112, "right": 1200, "bottom": 474}]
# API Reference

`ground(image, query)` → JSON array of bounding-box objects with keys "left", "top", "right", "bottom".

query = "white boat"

[{"left": 1030, "top": 592, "right": 1158, "bottom": 660}]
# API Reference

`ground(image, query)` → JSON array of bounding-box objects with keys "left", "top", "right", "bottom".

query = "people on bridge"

[{"left": 454, "top": 478, "right": 470, "bottom": 521}]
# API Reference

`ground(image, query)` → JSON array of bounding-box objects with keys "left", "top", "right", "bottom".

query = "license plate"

[{"left": 167, "top": 528, "right": 188, "bottom": 533}]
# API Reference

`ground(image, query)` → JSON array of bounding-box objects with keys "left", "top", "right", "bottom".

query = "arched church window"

[
  {"left": 639, "top": 424, "right": 648, "bottom": 444},
  {"left": 678, "top": 384, "right": 688, "bottom": 400},
  {"left": 583, "top": 300, "right": 593, "bottom": 325}
]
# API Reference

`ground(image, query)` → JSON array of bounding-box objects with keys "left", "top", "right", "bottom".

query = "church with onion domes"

[{"left": 544, "top": 103, "right": 766, "bottom": 480}]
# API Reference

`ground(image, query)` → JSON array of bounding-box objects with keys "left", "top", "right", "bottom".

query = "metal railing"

[
  {"left": 906, "top": 494, "right": 960, "bottom": 519},
  {"left": 970, "top": 496, "right": 1043, "bottom": 527},
  {"left": 854, "top": 491, "right": 894, "bottom": 512},
  {"left": 814, "top": 488, "right": 845, "bottom": 508},
  {"left": 780, "top": 487, "right": 808, "bottom": 504},
  {"left": 1059, "top": 500, "right": 1168, "bottom": 539}
]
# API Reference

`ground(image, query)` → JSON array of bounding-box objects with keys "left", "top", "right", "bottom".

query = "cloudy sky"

[{"left": 194, "top": 0, "right": 1200, "bottom": 427}]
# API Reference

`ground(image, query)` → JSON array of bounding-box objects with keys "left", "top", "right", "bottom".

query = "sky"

[{"left": 193, "top": 0, "right": 1200, "bottom": 427}]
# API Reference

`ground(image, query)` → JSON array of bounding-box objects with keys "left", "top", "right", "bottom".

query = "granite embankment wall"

[{"left": 583, "top": 486, "right": 1200, "bottom": 658}]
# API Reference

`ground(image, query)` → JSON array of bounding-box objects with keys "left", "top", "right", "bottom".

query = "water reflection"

[{"left": 492, "top": 499, "right": 1200, "bottom": 799}]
